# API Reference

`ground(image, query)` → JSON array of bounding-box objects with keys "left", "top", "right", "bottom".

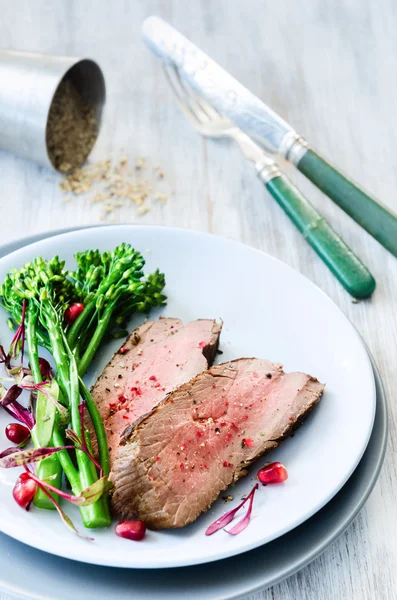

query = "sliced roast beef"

[
  {"left": 111, "top": 358, "right": 325, "bottom": 529},
  {"left": 91, "top": 318, "right": 222, "bottom": 465}
]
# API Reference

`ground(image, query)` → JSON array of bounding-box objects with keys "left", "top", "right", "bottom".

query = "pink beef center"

[{"left": 105, "top": 323, "right": 216, "bottom": 462}]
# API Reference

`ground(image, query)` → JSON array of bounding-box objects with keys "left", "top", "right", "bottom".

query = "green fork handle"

[
  {"left": 297, "top": 148, "right": 397, "bottom": 258},
  {"left": 258, "top": 170, "right": 376, "bottom": 298}
]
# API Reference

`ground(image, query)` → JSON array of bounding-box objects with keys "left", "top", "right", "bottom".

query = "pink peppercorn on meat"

[
  {"left": 110, "top": 358, "right": 324, "bottom": 529},
  {"left": 91, "top": 318, "right": 222, "bottom": 466}
]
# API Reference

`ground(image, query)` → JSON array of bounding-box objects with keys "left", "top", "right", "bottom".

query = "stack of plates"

[{"left": 0, "top": 227, "right": 387, "bottom": 599}]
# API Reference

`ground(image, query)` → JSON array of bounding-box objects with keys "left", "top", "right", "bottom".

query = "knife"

[{"left": 142, "top": 16, "right": 397, "bottom": 258}]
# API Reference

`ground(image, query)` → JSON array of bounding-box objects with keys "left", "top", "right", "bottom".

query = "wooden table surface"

[{"left": 1, "top": 1, "right": 396, "bottom": 598}]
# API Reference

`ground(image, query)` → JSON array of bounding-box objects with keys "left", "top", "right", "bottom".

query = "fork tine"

[
  {"left": 164, "top": 64, "right": 237, "bottom": 137},
  {"left": 173, "top": 68, "right": 211, "bottom": 123},
  {"left": 177, "top": 72, "right": 231, "bottom": 125},
  {"left": 194, "top": 95, "right": 224, "bottom": 120},
  {"left": 164, "top": 67, "right": 203, "bottom": 128}
]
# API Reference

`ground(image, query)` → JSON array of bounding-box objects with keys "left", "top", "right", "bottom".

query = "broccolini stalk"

[
  {"left": 66, "top": 243, "right": 166, "bottom": 376},
  {"left": 0, "top": 257, "right": 110, "bottom": 527}
]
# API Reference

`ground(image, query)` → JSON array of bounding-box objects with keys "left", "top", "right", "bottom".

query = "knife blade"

[{"left": 142, "top": 16, "right": 298, "bottom": 157}]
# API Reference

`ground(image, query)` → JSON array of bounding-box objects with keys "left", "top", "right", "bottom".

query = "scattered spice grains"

[
  {"left": 47, "top": 78, "right": 98, "bottom": 173},
  {"left": 59, "top": 155, "right": 170, "bottom": 221}
]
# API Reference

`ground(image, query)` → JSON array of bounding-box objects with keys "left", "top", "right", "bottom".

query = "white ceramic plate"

[{"left": 0, "top": 225, "right": 375, "bottom": 569}]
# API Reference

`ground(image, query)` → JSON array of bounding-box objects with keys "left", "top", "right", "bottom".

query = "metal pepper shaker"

[{"left": 0, "top": 50, "right": 105, "bottom": 171}]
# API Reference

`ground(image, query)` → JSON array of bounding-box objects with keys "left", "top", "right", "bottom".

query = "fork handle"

[
  {"left": 257, "top": 169, "right": 376, "bottom": 298},
  {"left": 297, "top": 147, "right": 397, "bottom": 257}
]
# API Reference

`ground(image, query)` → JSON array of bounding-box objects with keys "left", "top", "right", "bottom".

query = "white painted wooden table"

[{"left": 1, "top": 1, "right": 396, "bottom": 599}]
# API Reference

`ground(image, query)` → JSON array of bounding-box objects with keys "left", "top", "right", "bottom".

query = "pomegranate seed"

[
  {"left": 198, "top": 341, "right": 206, "bottom": 348},
  {"left": 6, "top": 423, "right": 30, "bottom": 445},
  {"left": 64, "top": 303, "right": 85, "bottom": 325},
  {"left": 115, "top": 520, "right": 146, "bottom": 541},
  {"left": 118, "top": 394, "right": 128, "bottom": 403},
  {"left": 257, "top": 462, "right": 288, "bottom": 485},
  {"left": 149, "top": 375, "right": 157, "bottom": 382},
  {"left": 119, "top": 346, "right": 129, "bottom": 355},
  {"left": 13, "top": 473, "right": 37, "bottom": 510}
]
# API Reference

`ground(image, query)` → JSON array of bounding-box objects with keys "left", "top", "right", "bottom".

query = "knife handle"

[
  {"left": 258, "top": 170, "right": 376, "bottom": 298},
  {"left": 296, "top": 147, "right": 397, "bottom": 258}
]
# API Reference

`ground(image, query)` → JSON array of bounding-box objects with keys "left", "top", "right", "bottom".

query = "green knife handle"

[
  {"left": 260, "top": 172, "right": 376, "bottom": 298},
  {"left": 297, "top": 147, "right": 397, "bottom": 258}
]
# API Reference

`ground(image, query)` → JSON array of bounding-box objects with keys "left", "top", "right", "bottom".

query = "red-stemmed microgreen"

[
  {"left": 0, "top": 438, "right": 106, "bottom": 478},
  {"left": 77, "top": 401, "right": 103, "bottom": 477},
  {"left": 225, "top": 484, "right": 258, "bottom": 535},
  {"left": 2, "top": 300, "right": 27, "bottom": 369},
  {"left": 0, "top": 384, "right": 35, "bottom": 429},
  {"left": 78, "top": 402, "right": 87, "bottom": 448},
  {"left": 0, "top": 444, "right": 75, "bottom": 467},
  {"left": 65, "top": 427, "right": 103, "bottom": 478},
  {"left": 23, "top": 469, "right": 94, "bottom": 541},
  {"left": 205, "top": 484, "right": 259, "bottom": 536},
  {"left": 24, "top": 467, "right": 112, "bottom": 507},
  {"left": 37, "top": 482, "right": 93, "bottom": 540},
  {"left": 18, "top": 376, "right": 69, "bottom": 424}
]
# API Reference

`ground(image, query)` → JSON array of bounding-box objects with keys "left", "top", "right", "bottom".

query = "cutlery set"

[
  {"left": 143, "top": 16, "right": 397, "bottom": 298},
  {"left": 1, "top": 16, "right": 396, "bottom": 297}
]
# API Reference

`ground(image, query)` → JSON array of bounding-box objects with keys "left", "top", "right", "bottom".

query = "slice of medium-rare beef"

[
  {"left": 91, "top": 318, "right": 222, "bottom": 465},
  {"left": 111, "top": 358, "right": 325, "bottom": 529}
]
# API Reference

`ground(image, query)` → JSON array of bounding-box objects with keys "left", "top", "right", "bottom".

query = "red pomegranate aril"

[
  {"left": 13, "top": 473, "right": 37, "bottom": 510},
  {"left": 64, "top": 303, "right": 85, "bottom": 325},
  {"left": 6, "top": 423, "right": 31, "bottom": 445},
  {"left": 257, "top": 462, "right": 288, "bottom": 485},
  {"left": 115, "top": 520, "right": 146, "bottom": 541}
]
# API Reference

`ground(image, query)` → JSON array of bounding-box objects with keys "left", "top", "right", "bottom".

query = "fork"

[{"left": 164, "top": 65, "right": 375, "bottom": 298}]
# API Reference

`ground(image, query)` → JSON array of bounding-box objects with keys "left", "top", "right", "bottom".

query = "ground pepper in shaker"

[{"left": 46, "top": 78, "right": 99, "bottom": 173}]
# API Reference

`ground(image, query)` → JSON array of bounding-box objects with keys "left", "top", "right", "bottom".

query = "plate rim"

[
  {"left": 0, "top": 353, "right": 386, "bottom": 600},
  {"left": 0, "top": 224, "right": 377, "bottom": 569}
]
